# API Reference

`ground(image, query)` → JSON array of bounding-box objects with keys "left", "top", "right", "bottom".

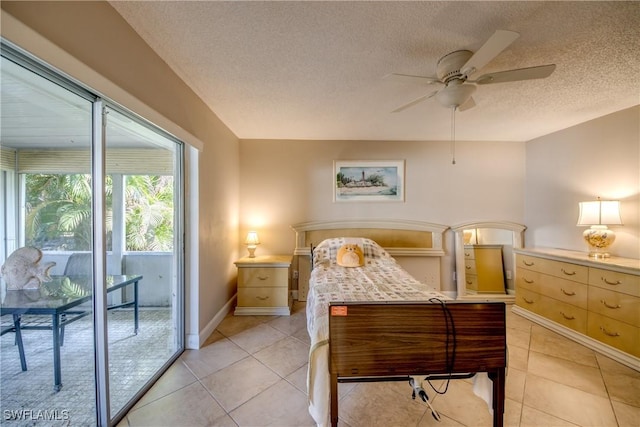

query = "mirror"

[{"left": 452, "top": 221, "right": 526, "bottom": 301}]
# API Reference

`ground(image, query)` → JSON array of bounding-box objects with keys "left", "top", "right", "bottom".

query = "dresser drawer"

[
  {"left": 463, "top": 247, "right": 475, "bottom": 260},
  {"left": 465, "top": 274, "right": 478, "bottom": 291},
  {"left": 544, "top": 260, "right": 589, "bottom": 283},
  {"left": 588, "top": 286, "right": 640, "bottom": 326},
  {"left": 516, "top": 254, "right": 548, "bottom": 273},
  {"left": 542, "top": 297, "right": 587, "bottom": 334},
  {"left": 464, "top": 259, "right": 477, "bottom": 275},
  {"left": 238, "top": 287, "right": 289, "bottom": 307},
  {"left": 543, "top": 276, "right": 588, "bottom": 310},
  {"left": 238, "top": 267, "right": 289, "bottom": 287},
  {"left": 516, "top": 267, "right": 543, "bottom": 293},
  {"left": 589, "top": 268, "right": 640, "bottom": 297},
  {"left": 516, "top": 287, "right": 544, "bottom": 316},
  {"left": 587, "top": 312, "right": 640, "bottom": 357}
]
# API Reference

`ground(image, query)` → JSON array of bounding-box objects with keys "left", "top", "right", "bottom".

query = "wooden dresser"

[
  {"left": 513, "top": 248, "right": 639, "bottom": 370},
  {"left": 234, "top": 255, "right": 292, "bottom": 316},
  {"left": 463, "top": 244, "right": 506, "bottom": 294}
]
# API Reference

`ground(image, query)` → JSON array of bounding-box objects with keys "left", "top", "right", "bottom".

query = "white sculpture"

[{"left": 0, "top": 247, "right": 56, "bottom": 290}]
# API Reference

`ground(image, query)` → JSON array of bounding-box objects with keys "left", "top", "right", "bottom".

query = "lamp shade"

[
  {"left": 577, "top": 200, "right": 622, "bottom": 226},
  {"left": 245, "top": 231, "right": 260, "bottom": 245}
]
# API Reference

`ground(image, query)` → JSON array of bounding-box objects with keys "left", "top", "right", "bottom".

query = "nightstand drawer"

[
  {"left": 238, "top": 287, "right": 289, "bottom": 307},
  {"left": 238, "top": 267, "right": 289, "bottom": 287}
]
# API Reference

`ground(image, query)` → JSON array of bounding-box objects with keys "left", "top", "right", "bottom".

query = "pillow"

[
  {"left": 312, "top": 237, "right": 395, "bottom": 267},
  {"left": 336, "top": 244, "right": 364, "bottom": 267}
]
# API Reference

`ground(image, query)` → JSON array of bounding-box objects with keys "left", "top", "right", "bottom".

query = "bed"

[{"left": 292, "top": 221, "right": 506, "bottom": 427}]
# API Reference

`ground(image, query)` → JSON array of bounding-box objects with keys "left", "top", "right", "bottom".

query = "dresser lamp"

[
  {"left": 577, "top": 198, "right": 622, "bottom": 258},
  {"left": 244, "top": 231, "right": 260, "bottom": 258}
]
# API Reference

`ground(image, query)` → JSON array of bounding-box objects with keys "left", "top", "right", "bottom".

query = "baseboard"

[{"left": 186, "top": 294, "right": 237, "bottom": 349}]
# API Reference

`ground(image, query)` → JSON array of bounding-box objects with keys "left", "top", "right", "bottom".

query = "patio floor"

[{"left": 1, "top": 308, "right": 175, "bottom": 426}]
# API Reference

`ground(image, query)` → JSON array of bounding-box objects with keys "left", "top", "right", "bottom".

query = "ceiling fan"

[{"left": 386, "top": 30, "right": 556, "bottom": 113}]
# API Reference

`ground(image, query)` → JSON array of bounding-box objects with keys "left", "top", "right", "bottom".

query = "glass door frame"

[{"left": 1, "top": 40, "right": 185, "bottom": 426}]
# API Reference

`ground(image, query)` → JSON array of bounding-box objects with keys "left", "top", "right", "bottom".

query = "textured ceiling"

[{"left": 110, "top": 1, "right": 640, "bottom": 142}]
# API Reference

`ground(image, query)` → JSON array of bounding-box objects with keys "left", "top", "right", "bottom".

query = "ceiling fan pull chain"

[{"left": 451, "top": 107, "right": 456, "bottom": 165}]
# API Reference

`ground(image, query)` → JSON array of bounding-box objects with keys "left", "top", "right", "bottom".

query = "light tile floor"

[{"left": 121, "top": 302, "right": 640, "bottom": 427}]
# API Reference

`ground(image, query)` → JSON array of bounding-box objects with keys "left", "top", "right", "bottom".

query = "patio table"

[{"left": 0, "top": 274, "right": 142, "bottom": 391}]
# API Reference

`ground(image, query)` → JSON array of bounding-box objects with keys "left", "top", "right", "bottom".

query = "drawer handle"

[
  {"left": 257, "top": 276, "right": 269, "bottom": 280},
  {"left": 602, "top": 277, "right": 621, "bottom": 286},
  {"left": 523, "top": 297, "right": 534, "bottom": 304},
  {"left": 561, "top": 268, "right": 576, "bottom": 276},
  {"left": 524, "top": 278, "right": 534, "bottom": 284},
  {"left": 466, "top": 266, "right": 471, "bottom": 270},
  {"left": 599, "top": 326, "right": 620, "bottom": 337},
  {"left": 464, "top": 252, "right": 471, "bottom": 257},
  {"left": 523, "top": 260, "right": 534, "bottom": 267},
  {"left": 561, "top": 288, "right": 576, "bottom": 296},
  {"left": 560, "top": 311, "right": 575, "bottom": 320},
  {"left": 465, "top": 280, "right": 473, "bottom": 285},
  {"left": 255, "top": 296, "right": 270, "bottom": 301},
  {"left": 600, "top": 299, "right": 621, "bottom": 309}
]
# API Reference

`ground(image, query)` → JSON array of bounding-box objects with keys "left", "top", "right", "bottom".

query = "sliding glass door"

[
  {"left": 1, "top": 51, "right": 97, "bottom": 425},
  {"left": 0, "top": 43, "right": 184, "bottom": 425},
  {"left": 104, "top": 106, "right": 183, "bottom": 418}
]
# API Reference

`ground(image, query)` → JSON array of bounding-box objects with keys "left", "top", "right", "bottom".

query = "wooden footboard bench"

[{"left": 329, "top": 301, "right": 507, "bottom": 427}]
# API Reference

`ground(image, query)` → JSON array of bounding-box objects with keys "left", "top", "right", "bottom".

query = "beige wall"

[
  {"left": 239, "top": 107, "right": 640, "bottom": 290},
  {"left": 239, "top": 139, "right": 527, "bottom": 292},
  {"left": 1, "top": 1, "right": 241, "bottom": 346},
  {"left": 525, "top": 105, "right": 640, "bottom": 259}
]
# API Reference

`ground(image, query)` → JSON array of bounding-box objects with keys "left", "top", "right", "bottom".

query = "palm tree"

[
  {"left": 25, "top": 173, "right": 173, "bottom": 252},
  {"left": 125, "top": 175, "right": 174, "bottom": 251},
  {"left": 25, "top": 174, "right": 98, "bottom": 251}
]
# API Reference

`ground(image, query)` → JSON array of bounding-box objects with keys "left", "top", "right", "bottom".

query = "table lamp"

[
  {"left": 577, "top": 198, "right": 622, "bottom": 258},
  {"left": 245, "top": 231, "right": 260, "bottom": 258}
]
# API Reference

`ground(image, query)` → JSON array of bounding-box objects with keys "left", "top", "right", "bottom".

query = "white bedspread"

[{"left": 306, "top": 255, "right": 448, "bottom": 426}]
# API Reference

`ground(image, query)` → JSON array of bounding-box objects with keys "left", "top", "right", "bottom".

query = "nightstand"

[{"left": 234, "top": 255, "right": 292, "bottom": 315}]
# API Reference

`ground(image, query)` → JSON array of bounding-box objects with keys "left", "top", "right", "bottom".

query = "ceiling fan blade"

[
  {"left": 458, "top": 96, "right": 476, "bottom": 111},
  {"left": 474, "top": 64, "right": 556, "bottom": 84},
  {"left": 391, "top": 90, "right": 439, "bottom": 113},
  {"left": 461, "top": 30, "right": 520, "bottom": 77},
  {"left": 383, "top": 73, "right": 441, "bottom": 85}
]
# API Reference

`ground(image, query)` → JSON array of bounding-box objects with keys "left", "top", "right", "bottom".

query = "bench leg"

[{"left": 489, "top": 369, "right": 505, "bottom": 427}]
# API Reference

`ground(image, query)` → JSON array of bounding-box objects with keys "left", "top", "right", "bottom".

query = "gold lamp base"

[{"left": 583, "top": 225, "right": 615, "bottom": 258}]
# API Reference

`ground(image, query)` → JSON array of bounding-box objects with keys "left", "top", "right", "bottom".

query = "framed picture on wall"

[{"left": 334, "top": 160, "right": 405, "bottom": 202}]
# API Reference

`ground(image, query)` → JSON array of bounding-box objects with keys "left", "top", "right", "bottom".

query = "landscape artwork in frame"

[{"left": 334, "top": 160, "right": 405, "bottom": 202}]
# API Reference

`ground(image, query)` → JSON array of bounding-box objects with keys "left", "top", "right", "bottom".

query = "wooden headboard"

[{"left": 290, "top": 219, "right": 449, "bottom": 300}]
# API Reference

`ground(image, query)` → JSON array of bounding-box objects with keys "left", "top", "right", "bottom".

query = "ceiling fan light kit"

[
  {"left": 388, "top": 29, "right": 556, "bottom": 165},
  {"left": 389, "top": 29, "right": 556, "bottom": 112},
  {"left": 435, "top": 81, "right": 476, "bottom": 109}
]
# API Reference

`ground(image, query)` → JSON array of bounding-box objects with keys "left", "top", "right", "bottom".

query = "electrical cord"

[
  {"left": 426, "top": 298, "right": 457, "bottom": 395},
  {"left": 407, "top": 298, "right": 457, "bottom": 422}
]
